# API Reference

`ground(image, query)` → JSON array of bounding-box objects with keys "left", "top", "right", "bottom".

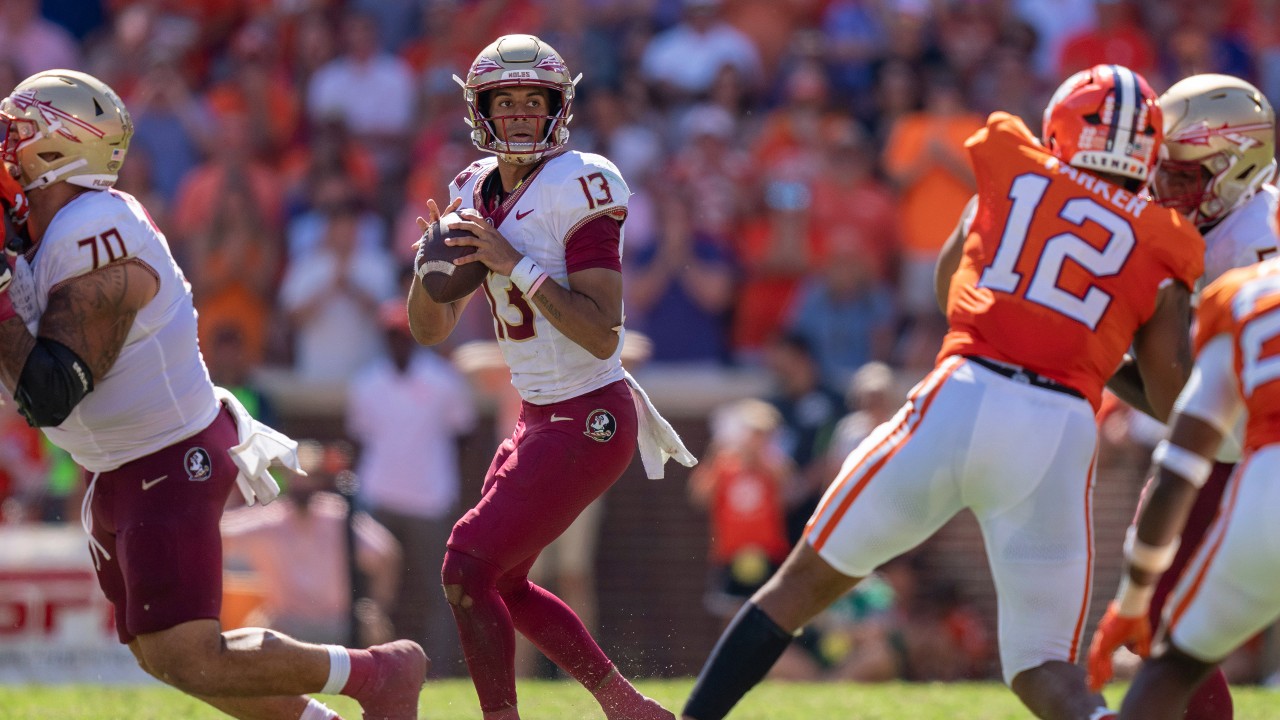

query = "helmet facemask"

[{"left": 455, "top": 34, "right": 579, "bottom": 165}]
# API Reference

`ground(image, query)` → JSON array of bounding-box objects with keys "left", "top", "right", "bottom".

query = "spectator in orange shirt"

[
  {"left": 690, "top": 398, "right": 794, "bottom": 620},
  {"left": 882, "top": 67, "right": 981, "bottom": 367},
  {"left": 186, "top": 176, "right": 281, "bottom": 367}
]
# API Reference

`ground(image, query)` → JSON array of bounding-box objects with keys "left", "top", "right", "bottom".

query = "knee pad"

[{"left": 441, "top": 549, "right": 502, "bottom": 607}]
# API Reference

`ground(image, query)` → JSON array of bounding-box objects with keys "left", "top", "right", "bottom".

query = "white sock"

[
  {"left": 320, "top": 645, "right": 351, "bottom": 695},
  {"left": 300, "top": 697, "right": 340, "bottom": 720}
]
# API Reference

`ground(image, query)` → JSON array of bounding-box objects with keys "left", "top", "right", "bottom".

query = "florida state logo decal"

[{"left": 583, "top": 409, "right": 616, "bottom": 443}]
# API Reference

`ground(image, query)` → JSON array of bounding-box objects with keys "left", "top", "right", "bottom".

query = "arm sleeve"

[
  {"left": 565, "top": 215, "right": 622, "bottom": 274},
  {"left": 1173, "top": 334, "right": 1244, "bottom": 436}
]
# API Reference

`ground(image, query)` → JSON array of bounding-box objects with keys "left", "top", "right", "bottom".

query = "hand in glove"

[{"left": 1087, "top": 601, "right": 1153, "bottom": 692}]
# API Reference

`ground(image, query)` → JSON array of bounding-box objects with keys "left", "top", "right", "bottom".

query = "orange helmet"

[{"left": 1042, "top": 64, "right": 1161, "bottom": 186}]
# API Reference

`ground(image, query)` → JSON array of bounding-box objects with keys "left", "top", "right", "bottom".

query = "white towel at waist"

[
  {"left": 214, "top": 386, "right": 304, "bottom": 506},
  {"left": 623, "top": 370, "right": 697, "bottom": 479}
]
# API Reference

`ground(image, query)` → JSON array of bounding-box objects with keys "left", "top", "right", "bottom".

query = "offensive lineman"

[{"left": 0, "top": 70, "right": 426, "bottom": 720}]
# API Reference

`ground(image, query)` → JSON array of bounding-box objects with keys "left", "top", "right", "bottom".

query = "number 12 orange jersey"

[{"left": 939, "top": 112, "right": 1205, "bottom": 409}]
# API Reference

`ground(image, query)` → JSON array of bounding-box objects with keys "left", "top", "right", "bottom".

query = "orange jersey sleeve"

[
  {"left": 938, "top": 112, "right": 1205, "bottom": 409},
  {"left": 1195, "top": 259, "right": 1280, "bottom": 449}
]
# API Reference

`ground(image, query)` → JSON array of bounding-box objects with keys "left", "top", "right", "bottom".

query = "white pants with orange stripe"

[
  {"left": 804, "top": 355, "right": 1099, "bottom": 684},
  {"left": 1164, "top": 445, "right": 1280, "bottom": 662}
]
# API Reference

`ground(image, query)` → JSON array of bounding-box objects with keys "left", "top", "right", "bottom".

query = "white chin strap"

[{"left": 24, "top": 157, "right": 88, "bottom": 191}]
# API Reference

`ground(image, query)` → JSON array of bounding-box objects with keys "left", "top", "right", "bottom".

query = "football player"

[
  {"left": 1098, "top": 256, "right": 1280, "bottom": 719},
  {"left": 0, "top": 70, "right": 426, "bottom": 720},
  {"left": 1088, "top": 74, "right": 1279, "bottom": 719},
  {"left": 682, "top": 64, "right": 1203, "bottom": 720},
  {"left": 405, "top": 35, "right": 692, "bottom": 720}
]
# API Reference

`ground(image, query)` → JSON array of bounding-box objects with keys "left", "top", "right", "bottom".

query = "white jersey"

[
  {"left": 7, "top": 189, "right": 217, "bottom": 472},
  {"left": 1200, "top": 185, "right": 1279, "bottom": 290},
  {"left": 1198, "top": 186, "right": 1280, "bottom": 463},
  {"left": 450, "top": 151, "right": 629, "bottom": 404}
]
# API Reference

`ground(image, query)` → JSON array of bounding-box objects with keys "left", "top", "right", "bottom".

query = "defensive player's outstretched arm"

[
  {"left": 1129, "top": 281, "right": 1195, "bottom": 422},
  {"left": 0, "top": 260, "right": 157, "bottom": 425}
]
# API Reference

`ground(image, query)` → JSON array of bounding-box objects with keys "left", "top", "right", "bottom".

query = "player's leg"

[
  {"left": 1143, "top": 462, "right": 1235, "bottom": 720},
  {"left": 444, "top": 381, "right": 654, "bottom": 719},
  {"left": 1118, "top": 643, "right": 1217, "bottom": 720},
  {"left": 128, "top": 638, "right": 336, "bottom": 720},
  {"left": 684, "top": 358, "right": 971, "bottom": 720},
  {"left": 962, "top": 365, "right": 1104, "bottom": 720},
  {"left": 103, "top": 410, "right": 425, "bottom": 719},
  {"left": 1140, "top": 451, "right": 1280, "bottom": 720}
]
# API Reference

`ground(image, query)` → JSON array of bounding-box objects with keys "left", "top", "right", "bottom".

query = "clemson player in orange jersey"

[
  {"left": 682, "top": 64, "right": 1202, "bottom": 720},
  {"left": 1093, "top": 258, "right": 1280, "bottom": 719}
]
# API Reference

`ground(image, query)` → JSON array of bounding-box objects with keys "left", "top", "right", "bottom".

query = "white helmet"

[
  {"left": 1155, "top": 74, "right": 1276, "bottom": 227},
  {"left": 0, "top": 69, "right": 133, "bottom": 191},
  {"left": 454, "top": 35, "right": 579, "bottom": 165}
]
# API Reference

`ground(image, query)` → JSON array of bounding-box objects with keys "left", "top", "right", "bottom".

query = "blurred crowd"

[{"left": 5, "top": 0, "right": 1280, "bottom": 683}]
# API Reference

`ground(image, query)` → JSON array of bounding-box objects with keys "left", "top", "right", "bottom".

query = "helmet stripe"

[{"left": 1108, "top": 65, "right": 1139, "bottom": 157}]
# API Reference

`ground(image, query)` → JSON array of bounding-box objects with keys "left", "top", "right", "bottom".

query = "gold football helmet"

[
  {"left": 454, "top": 34, "right": 580, "bottom": 165},
  {"left": 0, "top": 69, "right": 133, "bottom": 191},
  {"left": 1155, "top": 74, "right": 1276, "bottom": 226}
]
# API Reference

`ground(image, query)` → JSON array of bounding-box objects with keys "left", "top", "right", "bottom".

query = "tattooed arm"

[
  {"left": 0, "top": 260, "right": 158, "bottom": 397},
  {"left": 533, "top": 267, "right": 623, "bottom": 359}
]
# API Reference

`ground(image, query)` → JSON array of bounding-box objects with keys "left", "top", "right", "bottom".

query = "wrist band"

[
  {"left": 1115, "top": 575, "right": 1156, "bottom": 618},
  {"left": 1152, "top": 439, "right": 1213, "bottom": 488},
  {"left": 1123, "top": 525, "right": 1179, "bottom": 573},
  {"left": 528, "top": 272, "right": 549, "bottom": 297},
  {"left": 0, "top": 293, "right": 18, "bottom": 325},
  {"left": 510, "top": 256, "right": 547, "bottom": 296}
]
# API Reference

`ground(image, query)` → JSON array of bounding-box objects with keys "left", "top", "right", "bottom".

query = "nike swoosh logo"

[
  {"left": 550, "top": 414, "right": 573, "bottom": 422},
  {"left": 141, "top": 475, "right": 168, "bottom": 491},
  {"left": 516, "top": 209, "right": 534, "bottom": 220}
]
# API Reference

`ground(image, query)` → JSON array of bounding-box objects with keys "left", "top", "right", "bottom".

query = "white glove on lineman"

[{"left": 214, "top": 386, "right": 303, "bottom": 506}]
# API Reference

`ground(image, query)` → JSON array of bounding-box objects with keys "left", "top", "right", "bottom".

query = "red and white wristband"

[{"left": 510, "top": 256, "right": 549, "bottom": 297}]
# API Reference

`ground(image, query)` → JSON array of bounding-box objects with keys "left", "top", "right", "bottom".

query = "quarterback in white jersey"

[
  {"left": 0, "top": 70, "right": 426, "bottom": 720},
  {"left": 407, "top": 35, "right": 689, "bottom": 720},
  {"left": 448, "top": 150, "right": 629, "bottom": 403},
  {"left": 1089, "top": 75, "right": 1279, "bottom": 720}
]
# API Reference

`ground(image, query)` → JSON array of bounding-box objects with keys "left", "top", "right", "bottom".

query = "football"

[{"left": 416, "top": 211, "right": 488, "bottom": 303}]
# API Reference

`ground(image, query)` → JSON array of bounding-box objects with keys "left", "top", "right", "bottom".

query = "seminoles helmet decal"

[
  {"left": 453, "top": 34, "right": 580, "bottom": 165},
  {"left": 1154, "top": 74, "right": 1276, "bottom": 226},
  {"left": 0, "top": 69, "right": 132, "bottom": 191},
  {"left": 1042, "top": 64, "right": 1161, "bottom": 186}
]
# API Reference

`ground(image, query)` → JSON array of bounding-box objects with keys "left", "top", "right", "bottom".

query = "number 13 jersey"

[
  {"left": 939, "top": 112, "right": 1205, "bottom": 409},
  {"left": 450, "top": 151, "right": 630, "bottom": 405}
]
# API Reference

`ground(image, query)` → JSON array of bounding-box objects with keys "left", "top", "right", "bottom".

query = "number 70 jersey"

[{"left": 939, "top": 112, "right": 1205, "bottom": 409}]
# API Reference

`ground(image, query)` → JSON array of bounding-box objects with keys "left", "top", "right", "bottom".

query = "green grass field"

[{"left": 2, "top": 680, "right": 1278, "bottom": 719}]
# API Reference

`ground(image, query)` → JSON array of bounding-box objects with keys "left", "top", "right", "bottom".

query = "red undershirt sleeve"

[{"left": 565, "top": 214, "right": 623, "bottom": 274}]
